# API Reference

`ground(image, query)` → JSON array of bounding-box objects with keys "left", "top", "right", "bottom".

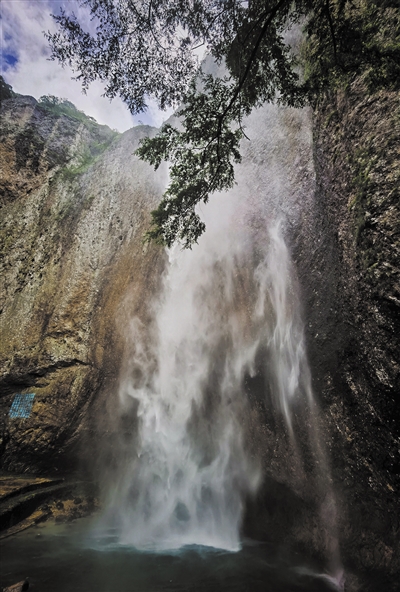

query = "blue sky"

[{"left": 1, "top": 1, "right": 171, "bottom": 131}]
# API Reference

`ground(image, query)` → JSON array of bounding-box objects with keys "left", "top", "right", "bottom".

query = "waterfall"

[
  {"left": 102, "top": 216, "right": 305, "bottom": 551},
  {"left": 97, "top": 102, "right": 342, "bottom": 589},
  {"left": 102, "top": 200, "right": 263, "bottom": 551}
]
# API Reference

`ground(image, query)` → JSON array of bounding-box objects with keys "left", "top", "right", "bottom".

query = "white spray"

[
  {"left": 99, "top": 101, "right": 343, "bottom": 588},
  {"left": 104, "top": 194, "right": 264, "bottom": 550}
]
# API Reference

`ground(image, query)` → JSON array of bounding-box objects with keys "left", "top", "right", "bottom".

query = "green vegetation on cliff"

[
  {"left": 303, "top": 0, "right": 400, "bottom": 97},
  {"left": 38, "top": 95, "right": 98, "bottom": 128},
  {"left": 36, "top": 95, "right": 120, "bottom": 181}
]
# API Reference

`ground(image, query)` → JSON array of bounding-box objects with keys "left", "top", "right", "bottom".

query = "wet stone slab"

[
  {"left": 0, "top": 476, "right": 57, "bottom": 502},
  {"left": 0, "top": 475, "right": 96, "bottom": 539}
]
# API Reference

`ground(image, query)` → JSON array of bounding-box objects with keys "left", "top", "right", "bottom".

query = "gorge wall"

[
  {"left": 295, "top": 80, "right": 400, "bottom": 587},
  {"left": 0, "top": 86, "right": 165, "bottom": 474}
]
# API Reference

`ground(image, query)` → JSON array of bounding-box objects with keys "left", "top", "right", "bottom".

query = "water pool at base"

[{"left": 0, "top": 518, "right": 338, "bottom": 592}]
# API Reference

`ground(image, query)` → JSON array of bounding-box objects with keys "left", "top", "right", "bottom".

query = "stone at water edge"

[{"left": 2, "top": 578, "right": 30, "bottom": 592}]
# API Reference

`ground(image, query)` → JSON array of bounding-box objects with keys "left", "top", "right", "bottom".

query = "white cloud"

[{"left": 1, "top": 0, "right": 171, "bottom": 131}]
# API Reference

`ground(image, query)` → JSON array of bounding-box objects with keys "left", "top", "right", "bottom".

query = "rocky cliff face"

[
  {"left": 295, "top": 80, "right": 400, "bottom": 588},
  {"left": 0, "top": 90, "right": 165, "bottom": 474}
]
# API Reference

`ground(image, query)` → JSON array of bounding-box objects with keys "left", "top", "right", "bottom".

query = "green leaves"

[
  {"left": 137, "top": 74, "right": 243, "bottom": 248},
  {"left": 45, "top": 0, "right": 246, "bottom": 115},
  {"left": 46, "top": 0, "right": 400, "bottom": 247}
]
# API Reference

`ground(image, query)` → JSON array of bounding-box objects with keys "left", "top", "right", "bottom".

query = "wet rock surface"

[
  {"left": 294, "top": 80, "right": 400, "bottom": 588},
  {"left": 0, "top": 474, "right": 97, "bottom": 539}
]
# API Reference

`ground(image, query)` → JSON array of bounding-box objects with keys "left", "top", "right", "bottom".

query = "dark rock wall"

[{"left": 294, "top": 81, "right": 400, "bottom": 587}]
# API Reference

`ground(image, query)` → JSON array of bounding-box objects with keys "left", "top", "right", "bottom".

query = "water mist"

[{"left": 98, "top": 101, "right": 343, "bottom": 588}]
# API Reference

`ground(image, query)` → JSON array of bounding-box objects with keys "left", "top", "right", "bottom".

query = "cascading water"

[
  {"left": 98, "top": 101, "right": 343, "bottom": 587},
  {"left": 254, "top": 219, "right": 313, "bottom": 433},
  {"left": 105, "top": 238, "right": 263, "bottom": 551},
  {"left": 101, "top": 206, "right": 261, "bottom": 550}
]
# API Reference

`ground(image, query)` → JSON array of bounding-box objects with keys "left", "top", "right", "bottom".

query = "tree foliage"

[
  {"left": 0, "top": 75, "right": 15, "bottom": 102},
  {"left": 46, "top": 0, "right": 400, "bottom": 247}
]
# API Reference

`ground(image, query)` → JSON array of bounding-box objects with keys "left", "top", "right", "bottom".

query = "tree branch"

[
  {"left": 325, "top": 0, "right": 338, "bottom": 65},
  {"left": 222, "top": 0, "right": 288, "bottom": 120},
  {"left": 212, "top": 0, "right": 288, "bottom": 162}
]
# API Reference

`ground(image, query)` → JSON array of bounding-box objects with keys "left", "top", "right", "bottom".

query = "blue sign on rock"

[{"left": 9, "top": 393, "right": 35, "bottom": 418}]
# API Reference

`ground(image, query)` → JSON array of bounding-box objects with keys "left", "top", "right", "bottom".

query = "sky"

[{"left": 1, "top": 0, "right": 171, "bottom": 131}]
